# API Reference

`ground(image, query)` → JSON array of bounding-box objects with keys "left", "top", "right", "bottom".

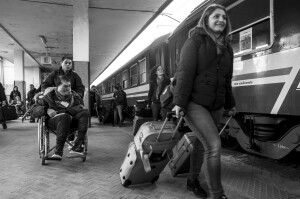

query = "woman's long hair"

[
  {"left": 149, "top": 65, "right": 163, "bottom": 84},
  {"left": 197, "top": 3, "right": 232, "bottom": 44}
]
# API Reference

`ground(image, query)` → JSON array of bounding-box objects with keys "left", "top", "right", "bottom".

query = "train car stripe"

[
  {"left": 102, "top": 92, "right": 148, "bottom": 101},
  {"left": 271, "top": 65, "right": 300, "bottom": 114},
  {"left": 232, "top": 75, "right": 289, "bottom": 87},
  {"left": 233, "top": 67, "right": 292, "bottom": 81}
]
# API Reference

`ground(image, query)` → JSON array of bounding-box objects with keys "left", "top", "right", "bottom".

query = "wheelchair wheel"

[
  {"left": 44, "top": 130, "right": 49, "bottom": 158},
  {"left": 81, "top": 134, "right": 88, "bottom": 162},
  {"left": 38, "top": 118, "right": 44, "bottom": 158},
  {"left": 41, "top": 153, "right": 46, "bottom": 165}
]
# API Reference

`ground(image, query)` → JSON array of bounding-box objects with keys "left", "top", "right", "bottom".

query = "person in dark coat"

[
  {"left": 0, "top": 82, "right": 7, "bottom": 129},
  {"left": 41, "top": 56, "right": 85, "bottom": 100},
  {"left": 32, "top": 75, "right": 89, "bottom": 160},
  {"left": 9, "top": 86, "right": 25, "bottom": 115},
  {"left": 91, "top": 85, "right": 103, "bottom": 123},
  {"left": 148, "top": 65, "right": 171, "bottom": 121},
  {"left": 173, "top": 4, "right": 236, "bottom": 199},
  {"left": 112, "top": 85, "right": 127, "bottom": 126}
]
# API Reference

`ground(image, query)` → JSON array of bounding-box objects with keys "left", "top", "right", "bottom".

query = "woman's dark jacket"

[
  {"left": 31, "top": 90, "right": 83, "bottom": 118},
  {"left": 148, "top": 76, "right": 171, "bottom": 104},
  {"left": 173, "top": 27, "right": 235, "bottom": 110},
  {"left": 41, "top": 67, "right": 85, "bottom": 99}
]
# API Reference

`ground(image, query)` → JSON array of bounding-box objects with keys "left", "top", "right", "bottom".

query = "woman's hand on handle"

[
  {"left": 227, "top": 107, "right": 236, "bottom": 116},
  {"left": 172, "top": 105, "right": 184, "bottom": 118}
]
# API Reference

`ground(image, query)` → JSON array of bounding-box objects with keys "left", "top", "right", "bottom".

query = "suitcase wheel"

[
  {"left": 151, "top": 175, "right": 159, "bottom": 184},
  {"left": 122, "top": 179, "right": 131, "bottom": 188}
]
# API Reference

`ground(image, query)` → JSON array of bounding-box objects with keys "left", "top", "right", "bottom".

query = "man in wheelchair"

[{"left": 32, "top": 75, "right": 89, "bottom": 160}]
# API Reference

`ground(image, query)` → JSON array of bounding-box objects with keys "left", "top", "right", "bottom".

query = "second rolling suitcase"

[{"left": 168, "top": 132, "right": 197, "bottom": 177}]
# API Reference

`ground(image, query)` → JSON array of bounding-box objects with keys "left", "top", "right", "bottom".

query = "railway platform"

[{"left": 0, "top": 118, "right": 299, "bottom": 199}]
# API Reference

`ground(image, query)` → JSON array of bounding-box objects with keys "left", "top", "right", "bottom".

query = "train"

[{"left": 96, "top": 0, "right": 300, "bottom": 160}]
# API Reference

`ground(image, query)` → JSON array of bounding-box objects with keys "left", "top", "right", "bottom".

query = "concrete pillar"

[
  {"left": 73, "top": 0, "right": 90, "bottom": 124},
  {"left": 14, "top": 50, "right": 26, "bottom": 104},
  {"left": 0, "top": 58, "right": 3, "bottom": 84}
]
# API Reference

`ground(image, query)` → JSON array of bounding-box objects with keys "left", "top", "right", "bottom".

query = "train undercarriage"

[{"left": 220, "top": 113, "right": 300, "bottom": 159}]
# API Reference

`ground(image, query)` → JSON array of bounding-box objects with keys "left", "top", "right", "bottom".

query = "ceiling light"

[{"left": 39, "top": 35, "right": 47, "bottom": 46}]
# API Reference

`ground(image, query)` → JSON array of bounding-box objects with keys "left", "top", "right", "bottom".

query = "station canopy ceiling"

[{"left": 0, "top": 0, "right": 171, "bottom": 83}]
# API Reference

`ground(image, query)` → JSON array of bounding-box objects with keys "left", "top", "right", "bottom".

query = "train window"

[
  {"left": 116, "top": 74, "right": 121, "bottom": 87},
  {"left": 122, "top": 69, "right": 129, "bottom": 89},
  {"left": 99, "top": 85, "right": 103, "bottom": 95},
  {"left": 139, "top": 58, "right": 146, "bottom": 84},
  {"left": 228, "top": 0, "right": 274, "bottom": 56},
  {"left": 130, "top": 64, "right": 138, "bottom": 86},
  {"left": 103, "top": 81, "right": 107, "bottom": 95},
  {"left": 107, "top": 79, "right": 111, "bottom": 94},
  {"left": 111, "top": 77, "right": 115, "bottom": 92}
]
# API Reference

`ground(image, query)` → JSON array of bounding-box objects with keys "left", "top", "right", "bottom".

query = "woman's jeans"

[
  {"left": 114, "top": 105, "right": 124, "bottom": 125},
  {"left": 151, "top": 102, "right": 167, "bottom": 121},
  {"left": 184, "top": 102, "right": 224, "bottom": 198}
]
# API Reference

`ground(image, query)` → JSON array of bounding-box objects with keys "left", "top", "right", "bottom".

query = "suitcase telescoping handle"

[
  {"left": 156, "top": 111, "right": 183, "bottom": 142},
  {"left": 219, "top": 116, "right": 232, "bottom": 136}
]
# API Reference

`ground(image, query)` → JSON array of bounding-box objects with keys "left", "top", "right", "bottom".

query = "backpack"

[
  {"left": 115, "top": 91, "right": 125, "bottom": 104},
  {"left": 160, "top": 34, "right": 205, "bottom": 109}
]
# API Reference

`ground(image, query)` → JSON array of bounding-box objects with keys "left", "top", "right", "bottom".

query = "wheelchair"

[{"left": 38, "top": 116, "right": 88, "bottom": 165}]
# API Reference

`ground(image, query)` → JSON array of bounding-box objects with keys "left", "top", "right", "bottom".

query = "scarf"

[
  {"left": 55, "top": 89, "right": 74, "bottom": 108},
  {"left": 215, "top": 35, "right": 227, "bottom": 55}
]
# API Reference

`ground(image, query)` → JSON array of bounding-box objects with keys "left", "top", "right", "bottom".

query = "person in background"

[
  {"left": 26, "top": 84, "right": 37, "bottom": 123},
  {"left": 0, "top": 82, "right": 7, "bottom": 129},
  {"left": 9, "top": 86, "right": 25, "bottom": 115},
  {"left": 41, "top": 56, "right": 85, "bottom": 100},
  {"left": 172, "top": 4, "right": 236, "bottom": 199},
  {"left": 91, "top": 85, "right": 103, "bottom": 123},
  {"left": 148, "top": 65, "right": 171, "bottom": 121},
  {"left": 32, "top": 75, "right": 89, "bottom": 160},
  {"left": 113, "top": 85, "right": 127, "bottom": 127},
  {"left": 9, "top": 86, "right": 21, "bottom": 104},
  {"left": 14, "top": 96, "right": 25, "bottom": 115}
]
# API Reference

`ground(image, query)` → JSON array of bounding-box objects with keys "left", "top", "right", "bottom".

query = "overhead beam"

[{"left": 0, "top": 23, "right": 42, "bottom": 68}]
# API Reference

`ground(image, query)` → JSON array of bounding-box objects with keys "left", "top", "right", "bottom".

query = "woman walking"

[{"left": 173, "top": 4, "right": 236, "bottom": 199}]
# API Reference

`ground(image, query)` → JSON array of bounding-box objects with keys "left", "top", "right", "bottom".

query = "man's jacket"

[
  {"left": 31, "top": 90, "right": 84, "bottom": 118},
  {"left": 41, "top": 67, "right": 85, "bottom": 99}
]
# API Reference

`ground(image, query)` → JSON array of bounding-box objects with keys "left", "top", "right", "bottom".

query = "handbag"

[{"left": 160, "top": 75, "right": 176, "bottom": 108}]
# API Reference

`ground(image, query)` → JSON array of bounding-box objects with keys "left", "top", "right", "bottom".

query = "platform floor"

[{"left": 0, "top": 118, "right": 300, "bottom": 199}]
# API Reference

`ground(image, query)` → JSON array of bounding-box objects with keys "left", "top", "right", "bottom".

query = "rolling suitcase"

[
  {"left": 0, "top": 105, "right": 19, "bottom": 122},
  {"left": 168, "top": 116, "right": 233, "bottom": 177},
  {"left": 120, "top": 113, "right": 183, "bottom": 187},
  {"left": 134, "top": 99, "right": 152, "bottom": 117},
  {"left": 119, "top": 141, "right": 169, "bottom": 187},
  {"left": 168, "top": 132, "right": 196, "bottom": 177}
]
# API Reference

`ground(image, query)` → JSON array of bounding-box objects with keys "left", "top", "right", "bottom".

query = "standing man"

[
  {"left": 41, "top": 56, "right": 85, "bottom": 100},
  {"left": 0, "top": 82, "right": 7, "bottom": 129}
]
